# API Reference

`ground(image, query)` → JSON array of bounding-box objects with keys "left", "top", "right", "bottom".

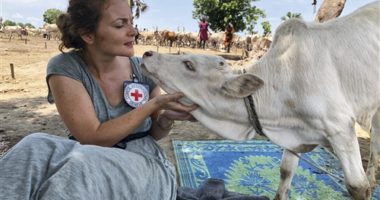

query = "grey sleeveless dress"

[{"left": 0, "top": 51, "right": 177, "bottom": 200}]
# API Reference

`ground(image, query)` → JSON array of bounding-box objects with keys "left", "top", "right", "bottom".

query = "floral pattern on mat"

[{"left": 173, "top": 140, "right": 380, "bottom": 200}]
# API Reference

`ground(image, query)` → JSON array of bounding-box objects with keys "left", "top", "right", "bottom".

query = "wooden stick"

[{"left": 10, "top": 63, "right": 15, "bottom": 79}]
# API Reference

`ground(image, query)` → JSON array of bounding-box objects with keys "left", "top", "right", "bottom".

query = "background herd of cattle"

[
  {"left": 137, "top": 29, "right": 272, "bottom": 54},
  {"left": 0, "top": 23, "right": 60, "bottom": 41},
  {"left": 0, "top": 24, "right": 272, "bottom": 56}
]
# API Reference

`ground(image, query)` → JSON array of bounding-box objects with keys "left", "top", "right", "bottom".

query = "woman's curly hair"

[{"left": 56, "top": 0, "right": 106, "bottom": 52}]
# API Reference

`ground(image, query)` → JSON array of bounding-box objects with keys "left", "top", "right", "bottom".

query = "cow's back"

[
  {"left": 324, "top": 1, "right": 380, "bottom": 114},
  {"left": 264, "top": 1, "right": 380, "bottom": 118}
]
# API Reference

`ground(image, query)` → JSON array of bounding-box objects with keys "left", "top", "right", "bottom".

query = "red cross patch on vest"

[{"left": 123, "top": 81, "right": 149, "bottom": 108}]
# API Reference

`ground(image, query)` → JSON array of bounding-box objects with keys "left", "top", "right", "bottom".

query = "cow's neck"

[
  {"left": 180, "top": 89, "right": 256, "bottom": 140},
  {"left": 248, "top": 58, "right": 286, "bottom": 117},
  {"left": 243, "top": 54, "right": 328, "bottom": 149}
]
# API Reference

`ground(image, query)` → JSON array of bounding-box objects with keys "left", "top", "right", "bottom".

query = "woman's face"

[{"left": 92, "top": 0, "right": 136, "bottom": 57}]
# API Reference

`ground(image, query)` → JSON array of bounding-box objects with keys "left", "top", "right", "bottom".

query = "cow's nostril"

[{"left": 143, "top": 51, "right": 153, "bottom": 58}]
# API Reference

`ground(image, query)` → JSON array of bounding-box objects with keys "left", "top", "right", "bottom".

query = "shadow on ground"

[{"left": 0, "top": 96, "right": 66, "bottom": 155}]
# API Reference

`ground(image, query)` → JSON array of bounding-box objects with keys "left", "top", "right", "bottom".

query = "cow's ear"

[{"left": 221, "top": 74, "right": 263, "bottom": 97}]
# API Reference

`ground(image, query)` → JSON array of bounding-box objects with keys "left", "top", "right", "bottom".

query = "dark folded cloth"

[{"left": 177, "top": 178, "right": 269, "bottom": 200}]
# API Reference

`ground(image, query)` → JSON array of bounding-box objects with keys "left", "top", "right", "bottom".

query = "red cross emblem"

[
  {"left": 124, "top": 82, "right": 149, "bottom": 108},
  {"left": 130, "top": 89, "right": 143, "bottom": 101}
]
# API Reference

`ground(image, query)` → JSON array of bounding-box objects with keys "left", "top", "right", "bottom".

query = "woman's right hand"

[
  {"left": 150, "top": 92, "right": 198, "bottom": 114},
  {"left": 147, "top": 89, "right": 198, "bottom": 140}
]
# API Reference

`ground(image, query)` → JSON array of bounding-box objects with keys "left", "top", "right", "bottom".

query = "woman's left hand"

[{"left": 161, "top": 109, "right": 197, "bottom": 122}]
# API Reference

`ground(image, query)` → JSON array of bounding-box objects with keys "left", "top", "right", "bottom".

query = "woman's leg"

[
  {"left": 0, "top": 133, "right": 78, "bottom": 200},
  {"left": 0, "top": 133, "right": 177, "bottom": 200}
]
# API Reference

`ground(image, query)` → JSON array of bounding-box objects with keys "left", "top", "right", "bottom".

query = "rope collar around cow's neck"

[
  {"left": 243, "top": 95, "right": 344, "bottom": 183},
  {"left": 243, "top": 95, "right": 265, "bottom": 136}
]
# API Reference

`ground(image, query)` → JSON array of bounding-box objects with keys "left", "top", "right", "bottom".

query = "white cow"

[
  {"left": 208, "top": 31, "right": 225, "bottom": 50},
  {"left": 43, "top": 23, "right": 60, "bottom": 40},
  {"left": 141, "top": 1, "right": 380, "bottom": 200},
  {"left": 138, "top": 30, "right": 156, "bottom": 45},
  {"left": 3, "top": 25, "right": 26, "bottom": 40}
]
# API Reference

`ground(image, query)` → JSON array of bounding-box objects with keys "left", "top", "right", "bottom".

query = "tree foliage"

[
  {"left": 43, "top": 8, "right": 63, "bottom": 24},
  {"left": 24, "top": 23, "right": 35, "bottom": 28},
  {"left": 0, "top": 20, "right": 35, "bottom": 28},
  {"left": 261, "top": 20, "right": 271, "bottom": 36},
  {"left": 192, "top": 0, "right": 266, "bottom": 33},
  {"left": 128, "top": 0, "right": 148, "bottom": 19},
  {"left": 3, "top": 20, "right": 16, "bottom": 26},
  {"left": 17, "top": 22, "right": 25, "bottom": 28},
  {"left": 281, "top": 12, "right": 303, "bottom": 21}
]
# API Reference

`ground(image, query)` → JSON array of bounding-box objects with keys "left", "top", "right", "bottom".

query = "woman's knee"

[
  {"left": 10, "top": 132, "right": 50, "bottom": 149},
  {"left": 10, "top": 133, "right": 74, "bottom": 157}
]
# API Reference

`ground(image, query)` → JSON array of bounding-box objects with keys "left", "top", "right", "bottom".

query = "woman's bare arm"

[
  {"left": 49, "top": 75, "right": 158, "bottom": 146},
  {"left": 49, "top": 75, "right": 196, "bottom": 146}
]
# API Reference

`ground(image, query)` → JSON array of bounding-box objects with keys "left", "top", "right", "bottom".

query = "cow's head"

[
  {"left": 141, "top": 51, "right": 263, "bottom": 101},
  {"left": 141, "top": 51, "right": 264, "bottom": 140}
]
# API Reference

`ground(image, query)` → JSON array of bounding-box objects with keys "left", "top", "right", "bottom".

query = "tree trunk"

[{"left": 315, "top": 0, "right": 346, "bottom": 22}]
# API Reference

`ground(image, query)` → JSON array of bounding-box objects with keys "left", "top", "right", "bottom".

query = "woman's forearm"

[
  {"left": 149, "top": 114, "right": 174, "bottom": 140},
  {"left": 78, "top": 101, "right": 158, "bottom": 146}
]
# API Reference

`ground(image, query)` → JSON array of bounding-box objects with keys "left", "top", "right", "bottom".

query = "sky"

[{"left": 0, "top": 0, "right": 374, "bottom": 34}]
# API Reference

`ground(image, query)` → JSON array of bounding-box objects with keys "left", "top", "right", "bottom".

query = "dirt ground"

[{"left": 0, "top": 36, "right": 376, "bottom": 182}]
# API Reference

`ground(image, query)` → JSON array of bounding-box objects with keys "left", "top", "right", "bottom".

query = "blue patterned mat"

[{"left": 173, "top": 140, "right": 380, "bottom": 199}]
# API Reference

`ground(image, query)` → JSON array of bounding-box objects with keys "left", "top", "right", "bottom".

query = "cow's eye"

[
  {"left": 219, "top": 62, "right": 224, "bottom": 66},
  {"left": 183, "top": 61, "right": 195, "bottom": 71}
]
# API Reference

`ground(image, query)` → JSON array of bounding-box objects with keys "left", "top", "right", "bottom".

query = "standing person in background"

[
  {"left": 198, "top": 17, "right": 209, "bottom": 49},
  {"left": 224, "top": 22, "right": 234, "bottom": 53},
  {"left": 0, "top": 0, "right": 197, "bottom": 199},
  {"left": 134, "top": 24, "right": 140, "bottom": 44}
]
